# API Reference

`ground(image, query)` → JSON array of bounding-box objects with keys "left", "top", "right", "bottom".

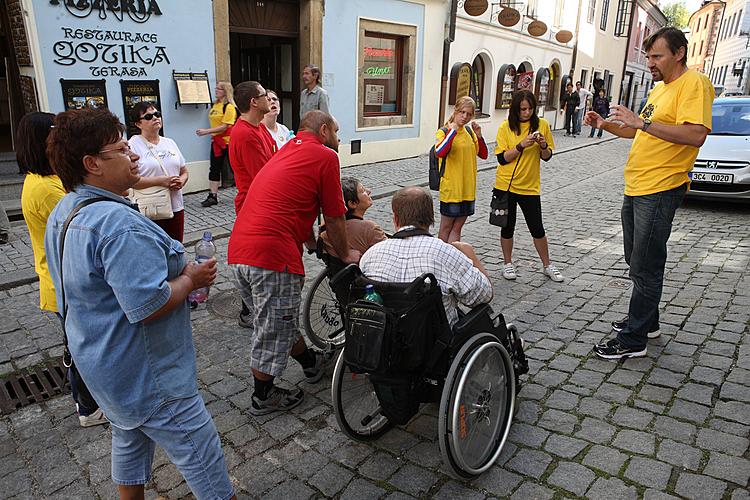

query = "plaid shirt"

[{"left": 359, "top": 228, "right": 492, "bottom": 326}]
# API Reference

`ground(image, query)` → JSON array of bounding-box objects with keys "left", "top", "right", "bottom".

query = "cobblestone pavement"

[{"left": 2, "top": 136, "right": 750, "bottom": 499}]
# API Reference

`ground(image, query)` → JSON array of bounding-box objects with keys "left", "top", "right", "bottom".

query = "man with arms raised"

[
  {"left": 228, "top": 111, "right": 358, "bottom": 415},
  {"left": 585, "top": 27, "right": 713, "bottom": 360}
]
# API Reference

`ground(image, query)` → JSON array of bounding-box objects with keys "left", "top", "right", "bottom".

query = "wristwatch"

[{"left": 642, "top": 118, "right": 652, "bottom": 132}]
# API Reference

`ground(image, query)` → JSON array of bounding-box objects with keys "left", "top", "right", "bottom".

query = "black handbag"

[{"left": 489, "top": 151, "right": 522, "bottom": 228}]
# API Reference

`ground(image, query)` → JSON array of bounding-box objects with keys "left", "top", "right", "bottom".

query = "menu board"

[
  {"left": 495, "top": 65, "right": 516, "bottom": 109},
  {"left": 173, "top": 71, "right": 212, "bottom": 105},
  {"left": 60, "top": 79, "right": 108, "bottom": 110},
  {"left": 365, "top": 84, "right": 385, "bottom": 105},
  {"left": 535, "top": 69, "right": 550, "bottom": 108}
]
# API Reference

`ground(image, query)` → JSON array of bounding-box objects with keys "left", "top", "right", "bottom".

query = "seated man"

[
  {"left": 360, "top": 186, "right": 492, "bottom": 326},
  {"left": 320, "top": 176, "right": 387, "bottom": 258}
]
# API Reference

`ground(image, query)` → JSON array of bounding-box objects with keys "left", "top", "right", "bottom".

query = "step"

[{"left": 0, "top": 175, "right": 24, "bottom": 201}]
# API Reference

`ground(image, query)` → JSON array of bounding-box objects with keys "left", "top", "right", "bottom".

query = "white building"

[
  {"left": 446, "top": 0, "right": 577, "bottom": 135},
  {"left": 709, "top": 0, "right": 750, "bottom": 95}
]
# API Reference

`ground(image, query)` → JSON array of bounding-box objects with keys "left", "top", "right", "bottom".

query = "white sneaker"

[
  {"left": 79, "top": 408, "right": 108, "bottom": 427},
  {"left": 502, "top": 263, "right": 517, "bottom": 280},
  {"left": 544, "top": 265, "right": 564, "bottom": 282}
]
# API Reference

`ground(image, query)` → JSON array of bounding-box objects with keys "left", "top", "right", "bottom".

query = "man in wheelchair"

[{"left": 330, "top": 187, "right": 528, "bottom": 478}]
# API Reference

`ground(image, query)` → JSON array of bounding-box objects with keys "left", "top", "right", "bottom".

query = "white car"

[{"left": 687, "top": 96, "right": 750, "bottom": 201}]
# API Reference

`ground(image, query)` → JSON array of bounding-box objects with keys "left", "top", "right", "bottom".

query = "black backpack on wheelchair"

[{"left": 329, "top": 263, "right": 528, "bottom": 479}]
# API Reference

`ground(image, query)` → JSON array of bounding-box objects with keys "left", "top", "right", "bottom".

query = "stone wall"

[
  {"left": 19, "top": 76, "right": 38, "bottom": 114},
  {"left": 7, "top": 0, "right": 31, "bottom": 67}
]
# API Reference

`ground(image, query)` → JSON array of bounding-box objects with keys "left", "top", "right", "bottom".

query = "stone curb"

[{"left": 0, "top": 137, "right": 617, "bottom": 291}]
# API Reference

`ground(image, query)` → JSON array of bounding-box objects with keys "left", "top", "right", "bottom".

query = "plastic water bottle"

[
  {"left": 363, "top": 284, "right": 384, "bottom": 305},
  {"left": 188, "top": 231, "right": 216, "bottom": 307}
]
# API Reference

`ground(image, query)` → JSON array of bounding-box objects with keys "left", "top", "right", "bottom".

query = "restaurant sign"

[{"left": 49, "top": 0, "right": 163, "bottom": 23}]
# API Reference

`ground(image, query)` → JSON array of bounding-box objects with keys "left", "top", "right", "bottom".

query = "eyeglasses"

[
  {"left": 253, "top": 91, "right": 268, "bottom": 99},
  {"left": 98, "top": 144, "right": 136, "bottom": 158},
  {"left": 139, "top": 111, "right": 162, "bottom": 121}
]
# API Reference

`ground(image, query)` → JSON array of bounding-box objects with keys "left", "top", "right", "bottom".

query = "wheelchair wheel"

[
  {"left": 438, "top": 333, "right": 516, "bottom": 478},
  {"left": 331, "top": 350, "right": 392, "bottom": 441},
  {"left": 302, "top": 269, "right": 346, "bottom": 350}
]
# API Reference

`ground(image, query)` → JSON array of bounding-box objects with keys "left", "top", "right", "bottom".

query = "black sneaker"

[
  {"left": 201, "top": 193, "right": 218, "bottom": 207},
  {"left": 250, "top": 386, "right": 304, "bottom": 416},
  {"left": 0, "top": 232, "right": 8, "bottom": 245},
  {"left": 594, "top": 339, "right": 647, "bottom": 360},
  {"left": 238, "top": 311, "right": 253, "bottom": 329},
  {"left": 302, "top": 350, "right": 335, "bottom": 383},
  {"left": 611, "top": 316, "right": 661, "bottom": 339}
]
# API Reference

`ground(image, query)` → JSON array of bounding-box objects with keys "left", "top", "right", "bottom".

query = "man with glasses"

[{"left": 229, "top": 81, "right": 277, "bottom": 328}]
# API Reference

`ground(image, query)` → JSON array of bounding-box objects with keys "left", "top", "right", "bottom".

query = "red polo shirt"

[
  {"left": 228, "top": 131, "right": 347, "bottom": 275},
  {"left": 228, "top": 119, "right": 276, "bottom": 214}
]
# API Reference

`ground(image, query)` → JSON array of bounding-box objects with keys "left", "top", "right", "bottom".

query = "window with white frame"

[{"left": 600, "top": 0, "right": 610, "bottom": 31}]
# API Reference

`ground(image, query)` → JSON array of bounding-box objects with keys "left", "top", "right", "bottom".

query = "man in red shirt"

[
  {"left": 229, "top": 81, "right": 277, "bottom": 327},
  {"left": 229, "top": 110, "right": 358, "bottom": 415}
]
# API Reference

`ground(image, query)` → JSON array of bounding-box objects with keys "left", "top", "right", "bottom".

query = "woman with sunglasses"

[
  {"left": 262, "top": 89, "right": 294, "bottom": 150},
  {"left": 128, "top": 102, "right": 189, "bottom": 241}
]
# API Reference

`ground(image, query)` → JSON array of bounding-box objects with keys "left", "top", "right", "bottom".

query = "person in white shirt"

[
  {"left": 128, "top": 102, "right": 188, "bottom": 242},
  {"left": 262, "top": 90, "right": 294, "bottom": 150},
  {"left": 360, "top": 186, "right": 492, "bottom": 326},
  {"left": 575, "top": 81, "right": 592, "bottom": 135}
]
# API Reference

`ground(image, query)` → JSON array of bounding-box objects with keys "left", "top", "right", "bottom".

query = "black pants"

[
  {"left": 564, "top": 109, "right": 575, "bottom": 134},
  {"left": 209, "top": 147, "right": 228, "bottom": 182},
  {"left": 493, "top": 189, "right": 546, "bottom": 240}
]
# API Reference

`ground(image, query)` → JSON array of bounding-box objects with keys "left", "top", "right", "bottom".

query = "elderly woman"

[
  {"left": 44, "top": 109, "right": 235, "bottom": 500},
  {"left": 128, "top": 102, "right": 188, "bottom": 241}
]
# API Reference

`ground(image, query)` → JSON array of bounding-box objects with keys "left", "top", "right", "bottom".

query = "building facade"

[
  {"left": 622, "top": 0, "right": 666, "bottom": 111},
  {"left": 687, "top": 1, "right": 725, "bottom": 76},
  {"left": 571, "top": 0, "right": 631, "bottom": 107},
  {"left": 446, "top": 0, "right": 576, "bottom": 135},
  {"left": 709, "top": 0, "right": 750, "bottom": 95}
]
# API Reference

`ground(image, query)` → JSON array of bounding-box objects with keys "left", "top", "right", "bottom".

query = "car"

[{"left": 687, "top": 96, "right": 750, "bottom": 202}]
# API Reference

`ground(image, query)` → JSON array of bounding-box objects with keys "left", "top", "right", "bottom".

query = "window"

[
  {"left": 642, "top": 26, "right": 651, "bottom": 51},
  {"left": 600, "top": 0, "right": 610, "bottom": 31},
  {"left": 614, "top": 0, "right": 632, "bottom": 37},
  {"left": 357, "top": 19, "right": 417, "bottom": 128},
  {"left": 587, "top": 0, "right": 596, "bottom": 23},
  {"left": 554, "top": 0, "right": 565, "bottom": 27},
  {"left": 699, "top": 40, "right": 704, "bottom": 54},
  {"left": 471, "top": 56, "right": 485, "bottom": 113},
  {"left": 691, "top": 43, "right": 696, "bottom": 57},
  {"left": 580, "top": 69, "right": 589, "bottom": 88},
  {"left": 734, "top": 10, "right": 742, "bottom": 35},
  {"left": 526, "top": 0, "right": 539, "bottom": 17},
  {"left": 696, "top": 18, "right": 701, "bottom": 32}
]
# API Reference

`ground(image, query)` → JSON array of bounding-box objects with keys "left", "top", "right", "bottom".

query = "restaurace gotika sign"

[
  {"left": 49, "top": 0, "right": 170, "bottom": 77},
  {"left": 49, "top": 0, "right": 162, "bottom": 23}
]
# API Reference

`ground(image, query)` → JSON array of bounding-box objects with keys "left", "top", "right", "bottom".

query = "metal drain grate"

[
  {"left": 207, "top": 290, "right": 243, "bottom": 319},
  {"left": 0, "top": 359, "right": 70, "bottom": 415},
  {"left": 606, "top": 278, "right": 632, "bottom": 289}
]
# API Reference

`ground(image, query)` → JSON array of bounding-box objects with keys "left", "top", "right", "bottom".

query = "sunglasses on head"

[{"left": 140, "top": 111, "right": 162, "bottom": 121}]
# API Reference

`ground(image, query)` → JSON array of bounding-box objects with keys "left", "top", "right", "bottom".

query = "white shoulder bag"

[{"left": 130, "top": 136, "right": 174, "bottom": 221}]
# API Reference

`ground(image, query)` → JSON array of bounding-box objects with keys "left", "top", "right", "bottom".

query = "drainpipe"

[{"left": 439, "top": 0, "right": 458, "bottom": 127}]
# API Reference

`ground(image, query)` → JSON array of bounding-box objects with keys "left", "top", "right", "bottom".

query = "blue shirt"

[{"left": 45, "top": 184, "right": 197, "bottom": 429}]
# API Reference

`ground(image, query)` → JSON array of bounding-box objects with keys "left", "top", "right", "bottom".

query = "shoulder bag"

[
  {"left": 489, "top": 150, "right": 523, "bottom": 228},
  {"left": 129, "top": 136, "right": 174, "bottom": 221}
]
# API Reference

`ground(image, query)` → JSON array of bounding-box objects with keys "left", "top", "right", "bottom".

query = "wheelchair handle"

[
  {"left": 404, "top": 273, "right": 438, "bottom": 297},
  {"left": 329, "top": 263, "right": 362, "bottom": 289}
]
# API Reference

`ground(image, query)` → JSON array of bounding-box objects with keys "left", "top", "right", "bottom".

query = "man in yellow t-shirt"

[{"left": 585, "top": 27, "right": 713, "bottom": 361}]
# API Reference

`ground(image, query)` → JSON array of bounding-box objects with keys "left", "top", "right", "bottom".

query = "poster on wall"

[
  {"left": 449, "top": 62, "right": 472, "bottom": 105},
  {"left": 120, "top": 80, "right": 162, "bottom": 138},
  {"left": 60, "top": 79, "right": 108, "bottom": 111},
  {"left": 365, "top": 84, "right": 385, "bottom": 105},
  {"left": 174, "top": 71, "right": 212, "bottom": 105},
  {"left": 516, "top": 71, "right": 534, "bottom": 91}
]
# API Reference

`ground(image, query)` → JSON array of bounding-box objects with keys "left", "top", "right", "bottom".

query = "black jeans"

[
  {"left": 617, "top": 184, "right": 687, "bottom": 349},
  {"left": 564, "top": 109, "right": 575, "bottom": 134}
]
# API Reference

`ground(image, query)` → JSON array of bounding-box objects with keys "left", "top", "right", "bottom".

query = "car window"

[{"left": 710, "top": 104, "right": 750, "bottom": 135}]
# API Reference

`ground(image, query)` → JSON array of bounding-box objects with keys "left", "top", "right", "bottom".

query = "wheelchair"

[
  {"left": 302, "top": 247, "right": 348, "bottom": 351},
  {"left": 329, "top": 265, "right": 529, "bottom": 478}
]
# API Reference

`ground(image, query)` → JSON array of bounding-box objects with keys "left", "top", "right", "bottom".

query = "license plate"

[{"left": 689, "top": 172, "right": 733, "bottom": 183}]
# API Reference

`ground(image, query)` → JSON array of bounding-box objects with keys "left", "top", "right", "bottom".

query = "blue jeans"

[
  {"left": 617, "top": 184, "right": 686, "bottom": 349},
  {"left": 111, "top": 395, "right": 234, "bottom": 499},
  {"left": 574, "top": 109, "right": 584, "bottom": 134}
]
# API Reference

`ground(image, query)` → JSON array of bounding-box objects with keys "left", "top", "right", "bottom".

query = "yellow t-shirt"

[
  {"left": 208, "top": 101, "right": 238, "bottom": 145},
  {"left": 21, "top": 174, "right": 66, "bottom": 312},
  {"left": 624, "top": 69, "right": 714, "bottom": 196},
  {"left": 436, "top": 127, "right": 479, "bottom": 203},
  {"left": 493, "top": 118, "right": 555, "bottom": 196}
]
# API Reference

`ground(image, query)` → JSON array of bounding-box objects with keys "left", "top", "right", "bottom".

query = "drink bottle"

[
  {"left": 188, "top": 231, "right": 216, "bottom": 307},
  {"left": 363, "top": 284, "right": 384, "bottom": 305}
]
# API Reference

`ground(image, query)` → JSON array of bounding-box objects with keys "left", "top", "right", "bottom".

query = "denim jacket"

[{"left": 45, "top": 184, "right": 196, "bottom": 429}]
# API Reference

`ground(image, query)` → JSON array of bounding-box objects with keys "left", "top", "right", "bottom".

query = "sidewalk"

[{"left": 0, "top": 129, "right": 616, "bottom": 290}]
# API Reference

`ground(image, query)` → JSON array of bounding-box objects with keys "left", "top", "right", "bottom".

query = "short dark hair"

[
  {"left": 566, "top": 82, "right": 574, "bottom": 88},
  {"left": 15, "top": 112, "right": 56, "bottom": 176},
  {"left": 304, "top": 64, "right": 321, "bottom": 85},
  {"left": 234, "top": 81, "right": 264, "bottom": 113},
  {"left": 643, "top": 26, "right": 688, "bottom": 64},
  {"left": 341, "top": 177, "right": 360, "bottom": 215},
  {"left": 575, "top": 81, "right": 582, "bottom": 85},
  {"left": 392, "top": 186, "right": 434, "bottom": 229},
  {"left": 47, "top": 109, "right": 125, "bottom": 192},
  {"left": 130, "top": 101, "right": 157, "bottom": 124}
]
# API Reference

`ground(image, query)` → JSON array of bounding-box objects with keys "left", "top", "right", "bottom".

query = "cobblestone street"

[{"left": 1, "top": 134, "right": 749, "bottom": 499}]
